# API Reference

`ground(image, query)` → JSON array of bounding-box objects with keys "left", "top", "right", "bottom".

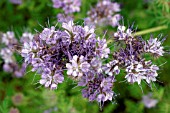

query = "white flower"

[
  {"left": 62, "top": 21, "right": 74, "bottom": 32},
  {"left": 136, "top": 74, "right": 146, "bottom": 85},
  {"left": 39, "top": 75, "right": 52, "bottom": 88},
  {"left": 125, "top": 60, "right": 159, "bottom": 84},
  {"left": 125, "top": 73, "right": 136, "bottom": 83},
  {"left": 118, "top": 26, "right": 126, "bottom": 32},
  {"left": 145, "top": 71, "right": 158, "bottom": 83},
  {"left": 105, "top": 91, "right": 113, "bottom": 101},
  {"left": 39, "top": 26, "right": 55, "bottom": 41},
  {"left": 114, "top": 25, "right": 133, "bottom": 41},
  {"left": 66, "top": 55, "right": 90, "bottom": 78},
  {"left": 84, "top": 25, "right": 95, "bottom": 38}
]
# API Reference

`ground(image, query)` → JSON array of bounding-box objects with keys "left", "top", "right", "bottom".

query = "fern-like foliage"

[
  {"left": 0, "top": 97, "right": 10, "bottom": 113},
  {"left": 148, "top": 0, "right": 170, "bottom": 25}
]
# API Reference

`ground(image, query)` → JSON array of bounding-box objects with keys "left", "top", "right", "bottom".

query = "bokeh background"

[{"left": 0, "top": 0, "right": 170, "bottom": 113}]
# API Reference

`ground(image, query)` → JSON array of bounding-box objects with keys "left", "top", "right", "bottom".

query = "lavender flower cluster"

[
  {"left": 9, "top": 0, "right": 22, "bottom": 5},
  {"left": 20, "top": 20, "right": 166, "bottom": 106},
  {"left": 85, "top": 0, "right": 121, "bottom": 27},
  {"left": 21, "top": 20, "right": 116, "bottom": 105},
  {"left": 113, "top": 25, "right": 165, "bottom": 85},
  {"left": 52, "top": 0, "right": 81, "bottom": 23},
  {"left": 0, "top": 31, "right": 32, "bottom": 77}
]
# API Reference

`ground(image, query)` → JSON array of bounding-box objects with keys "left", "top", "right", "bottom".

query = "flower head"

[
  {"left": 52, "top": 0, "right": 81, "bottom": 14},
  {"left": 85, "top": 0, "right": 121, "bottom": 27},
  {"left": 66, "top": 55, "right": 90, "bottom": 79},
  {"left": 142, "top": 93, "right": 158, "bottom": 108},
  {"left": 144, "top": 36, "right": 165, "bottom": 57}
]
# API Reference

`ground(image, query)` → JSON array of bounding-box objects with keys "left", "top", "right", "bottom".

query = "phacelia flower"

[
  {"left": 125, "top": 60, "right": 159, "bottom": 84},
  {"left": 113, "top": 24, "right": 165, "bottom": 85},
  {"left": 0, "top": 31, "right": 28, "bottom": 77},
  {"left": 142, "top": 93, "right": 158, "bottom": 108},
  {"left": 20, "top": 32, "right": 34, "bottom": 43},
  {"left": 144, "top": 36, "right": 165, "bottom": 57},
  {"left": 96, "top": 38, "right": 110, "bottom": 58},
  {"left": 21, "top": 20, "right": 109, "bottom": 90},
  {"left": 52, "top": 0, "right": 81, "bottom": 14},
  {"left": 114, "top": 25, "right": 133, "bottom": 41},
  {"left": 85, "top": 0, "right": 121, "bottom": 27},
  {"left": 103, "top": 60, "right": 120, "bottom": 76},
  {"left": 19, "top": 20, "right": 168, "bottom": 108},
  {"left": 81, "top": 74, "right": 115, "bottom": 107},
  {"left": 52, "top": 0, "right": 81, "bottom": 22},
  {"left": 57, "top": 13, "right": 73, "bottom": 23},
  {"left": 1, "top": 31, "right": 17, "bottom": 46},
  {"left": 66, "top": 55, "right": 90, "bottom": 79}
]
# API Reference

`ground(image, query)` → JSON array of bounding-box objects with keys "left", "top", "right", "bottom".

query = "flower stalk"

[{"left": 133, "top": 25, "right": 168, "bottom": 36}]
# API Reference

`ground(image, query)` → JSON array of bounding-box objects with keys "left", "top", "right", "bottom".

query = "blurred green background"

[{"left": 0, "top": 0, "right": 170, "bottom": 113}]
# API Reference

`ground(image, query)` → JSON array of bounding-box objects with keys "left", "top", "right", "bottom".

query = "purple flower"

[
  {"left": 0, "top": 48, "right": 14, "bottom": 63},
  {"left": 90, "top": 58, "right": 102, "bottom": 73},
  {"left": 113, "top": 24, "right": 165, "bottom": 86},
  {"left": 1, "top": 31, "right": 17, "bottom": 45},
  {"left": 96, "top": 38, "right": 110, "bottom": 58},
  {"left": 20, "top": 32, "right": 33, "bottom": 43},
  {"left": 103, "top": 60, "right": 120, "bottom": 76},
  {"left": 0, "top": 31, "right": 28, "bottom": 78},
  {"left": 9, "top": 0, "right": 22, "bottom": 5},
  {"left": 20, "top": 21, "right": 100, "bottom": 89},
  {"left": 52, "top": 0, "right": 81, "bottom": 14},
  {"left": 144, "top": 36, "right": 164, "bottom": 57},
  {"left": 57, "top": 13, "right": 73, "bottom": 23},
  {"left": 40, "top": 75, "right": 52, "bottom": 88},
  {"left": 81, "top": 74, "right": 115, "bottom": 104},
  {"left": 125, "top": 60, "right": 159, "bottom": 84},
  {"left": 142, "top": 93, "right": 158, "bottom": 108},
  {"left": 39, "top": 26, "right": 55, "bottom": 42},
  {"left": 114, "top": 25, "right": 133, "bottom": 41},
  {"left": 66, "top": 55, "right": 90, "bottom": 79},
  {"left": 85, "top": 0, "right": 121, "bottom": 27},
  {"left": 53, "top": 72, "right": 64, "bottom": 84},
  {"left": 19, "top": 20, "right": 167, "bottom": 107}
]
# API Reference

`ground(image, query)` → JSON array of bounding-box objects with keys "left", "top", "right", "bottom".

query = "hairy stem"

[{"left": 133, "top": 25, "right": 168, "bottom": 36}]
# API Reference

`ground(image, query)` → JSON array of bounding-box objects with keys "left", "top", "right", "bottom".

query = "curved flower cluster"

[
  {"left": 144, "top": 36, "right": 165, "bottom": 57},
  {"left": 85, "top": 0, "right": 121, "bottom": 27},
  {"left": 80, "top": 74, "right": 115, "bottom": 105},
  {"left": 113, "top": 25, "right": 165, "bottom": 85},
  {"left": 52, "top": 0, "right": 81, "bottom": 23},
  {"left": 20, "top": 20, "right": 167, "bottom": 106},
  {"left": 0, "top": 31, "right": 28, "bottom": 77},
  {"left": 125, "top": 60, "right": 159, "bottom": 84},
  {"left": 21, "top": 20, "right": 116, "bottom": 105}
]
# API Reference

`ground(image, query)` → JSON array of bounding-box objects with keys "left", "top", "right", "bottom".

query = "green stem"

[{"left": 133, "top": 25, "right": 168, "bottom": 36}]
